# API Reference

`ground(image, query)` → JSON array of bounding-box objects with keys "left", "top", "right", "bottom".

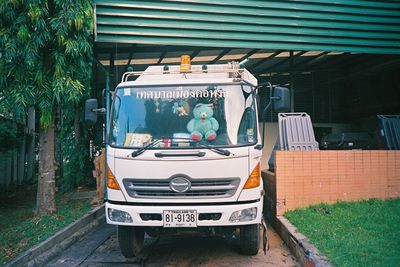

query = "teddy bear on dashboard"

[{"left": 187, "top": 103, "right": 219, "bottom": 141}]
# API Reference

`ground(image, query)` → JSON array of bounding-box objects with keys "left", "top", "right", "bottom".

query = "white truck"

[{"left": 86, "top": 56, "right": 289, "bottom": 257}]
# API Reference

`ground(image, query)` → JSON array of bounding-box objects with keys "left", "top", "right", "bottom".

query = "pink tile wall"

[{"left": 273, "top": 151, "right": 400, "bottom": 215}]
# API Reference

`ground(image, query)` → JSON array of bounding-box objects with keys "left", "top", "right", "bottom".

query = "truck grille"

[{"left": 123, "top": 178, "right": 240, "bottom": 199}]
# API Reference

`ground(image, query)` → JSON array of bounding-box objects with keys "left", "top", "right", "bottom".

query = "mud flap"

[{"left": 262, "top": 217, "right": 269, "bottom": 255}]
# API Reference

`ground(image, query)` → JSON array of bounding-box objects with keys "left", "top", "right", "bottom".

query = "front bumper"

[{"left": 106, "top": 199, "right": 263, "bottom": 227}]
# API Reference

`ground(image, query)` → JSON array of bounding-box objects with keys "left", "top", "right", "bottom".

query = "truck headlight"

[
  {"left": 229, "top": 207, "right": 257, "bottom": 222},
  {"left": 108, "top": 208, "right": 133, "bottom": 223}
]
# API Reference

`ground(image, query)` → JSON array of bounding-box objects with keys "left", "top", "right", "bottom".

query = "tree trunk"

[{"left": 36, "top": 118, "right": 57, "bottom": 215}]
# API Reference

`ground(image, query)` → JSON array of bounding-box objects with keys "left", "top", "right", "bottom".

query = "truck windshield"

[{"left": 109, "top": 84, "right": 257, "bottom": 148}]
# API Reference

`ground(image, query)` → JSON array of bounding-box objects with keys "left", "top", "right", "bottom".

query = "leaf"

[{"left": 39, "top": 108, "right": 52, "bottom": 129}]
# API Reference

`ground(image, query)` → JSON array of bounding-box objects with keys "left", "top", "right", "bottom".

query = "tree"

[{"left": 0, "top": 0, "right": 93, "bottom": 214}]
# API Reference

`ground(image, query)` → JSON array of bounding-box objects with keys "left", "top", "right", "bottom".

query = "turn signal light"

[
  {"left": 244, "top": 163, "right": 260, "bottom": 189},
  {"left": 107, "top": 166, "right": 120, "bottom": 190}
]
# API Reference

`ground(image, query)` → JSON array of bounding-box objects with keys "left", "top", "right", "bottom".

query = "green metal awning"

[{"left": 94, "top": 0, "right": 400, "bottom": 54}]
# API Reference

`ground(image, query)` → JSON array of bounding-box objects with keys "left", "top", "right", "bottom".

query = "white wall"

[{"left": 260, "top": 122, "right": 279, "bottom": 170}]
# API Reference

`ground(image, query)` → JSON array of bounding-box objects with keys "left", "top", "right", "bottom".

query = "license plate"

[{"left": 163, "top": 210, "right": 197, "bottom": 228}]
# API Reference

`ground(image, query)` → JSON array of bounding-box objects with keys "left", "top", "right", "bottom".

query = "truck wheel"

[
  {"left": 239, "top": 224, "right": 260, "bottom": 255},
  {"left": 117, "top": 226, "right": 145, "bottom": 258}
]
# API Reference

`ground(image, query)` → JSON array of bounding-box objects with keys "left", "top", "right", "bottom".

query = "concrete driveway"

[{"left": 45, "top": 224, "right": 298, "bottom": 267}]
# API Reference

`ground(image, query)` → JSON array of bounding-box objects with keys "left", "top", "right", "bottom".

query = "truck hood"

[{"left": 109, "top": 147, "right": 251, "bottom": 203}]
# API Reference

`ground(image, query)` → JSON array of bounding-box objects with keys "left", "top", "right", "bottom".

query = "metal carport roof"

[
  {"left": 94, "top": 0, "right": 400, "bottom": 54},
  {"left": 92, "top": 0, "right": 400, "bottom": 123}
]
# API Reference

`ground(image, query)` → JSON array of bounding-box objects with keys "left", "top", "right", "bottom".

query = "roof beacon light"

[{"left": 180, "top": 55, "right": 191, "bottom": 72}]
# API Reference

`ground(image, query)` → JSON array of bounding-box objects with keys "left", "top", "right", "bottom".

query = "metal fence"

[
  {"left": 0, "top": 136, "right": 35, "bottom": 192},
  {"left": 0, "top": 109, "right": 36, "bottom": 193}
]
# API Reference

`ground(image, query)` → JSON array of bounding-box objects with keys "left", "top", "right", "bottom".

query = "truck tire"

[
  {"left": 117, "top": 226, "right": 145, "bottom": 258},
  {"left": 239, "top": 224, "right": 260, "bottom": 255}
]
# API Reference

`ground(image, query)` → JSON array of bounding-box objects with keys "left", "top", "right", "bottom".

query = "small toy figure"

[
  {"left": 187, "top": 103, "right": 219, "bottom": 141},
  {"left": 172, "top": 101, "right": 189, "bottom": 116}
]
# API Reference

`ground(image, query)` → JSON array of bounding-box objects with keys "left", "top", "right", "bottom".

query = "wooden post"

[{"left": 93, "top": 148, "right": 106, "bottom": 204}]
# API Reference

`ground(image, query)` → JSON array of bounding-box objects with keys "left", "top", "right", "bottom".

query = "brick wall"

[{"left": 264, "top": 151, "right": 400, "bottom": 216}]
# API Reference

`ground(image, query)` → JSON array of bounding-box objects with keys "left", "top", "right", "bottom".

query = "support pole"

[
  {"left": 290, "top": 51, "right": 295, "bottom": 112},
  {"left": 110, "top": 53, "right": 115, "bottom": 89}
]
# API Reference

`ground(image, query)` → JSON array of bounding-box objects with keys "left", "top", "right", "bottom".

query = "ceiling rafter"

[
  {"left": 209, "top": 49, "right": 231, "bottom": 64},
  {"left": 157, "top": 51, "right": 168, "bottom": 64},
  {"left": 247, "top": 50, "right": 283, "bottom": 71},
  {"left": 268, "top": 51, "right": 329, "bottom": 79},
  {"left": 256, "top": 51, "right": 307, "bottom": 75},
  {"left": 255, "top": 51, "right": 307, "bottom": 76},
  {"left": 309, "top": 53, "right": 341, "bottom": 68},
  {"left": 125, "top": 44, "right": 136, "bottom": 72},
  {"left": 294, "top": 51, "right": 329, "bottom": 69},
  {"left": 190, "top": 49, "right": 201, "bottom": 60},
  {"left": 238, "top": 49, "right": 259, "bottom": 62},
  {"left": 306, "top": 52, "right": 351, "bottom": 71}
]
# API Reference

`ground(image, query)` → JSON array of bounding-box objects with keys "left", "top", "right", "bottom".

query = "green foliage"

[
  {"left": 59, "top": 105, "right": 93, "bottom": 192},
  {"left": 285, "top": 198, "right": 400, "bottom": 267},
  {"left": 0, "top": 1, "right": 46, "bottom": 120},
  {"left": 0, "top": 1, "right": 94, "bottom": 191},
  {"left": 62, "top": 141, "right": 91, "bottom": 191},
  {"left": 0, "top": 188, "right": 91, "bottom": 264},
  {"left": 0, "top": 0, "right": 93, "bottom": 127}
]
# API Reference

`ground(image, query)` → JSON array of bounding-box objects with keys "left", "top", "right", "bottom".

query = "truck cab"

[{"left": 94, "top": 59, "right": 270, "bottom": 256}]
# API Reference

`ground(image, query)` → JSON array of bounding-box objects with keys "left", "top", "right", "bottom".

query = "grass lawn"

[
  {"left": 0, "top": 186, "right": 92, "bottom": 265},
  {"left": 284, "top": 198, "right": 400, "bottom": 267}
]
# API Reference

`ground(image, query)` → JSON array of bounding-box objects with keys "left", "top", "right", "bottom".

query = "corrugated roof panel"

[{"left": 95, "top": 0, "right": 400, "bottom": 54}]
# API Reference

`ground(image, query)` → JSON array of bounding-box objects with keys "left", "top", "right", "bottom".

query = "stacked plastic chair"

[
  {"left": 278, "top": 113, "right": 319, "bottom": 151},
  {"left": 378, "top": 115, "right": 400, "bottom": 150}
]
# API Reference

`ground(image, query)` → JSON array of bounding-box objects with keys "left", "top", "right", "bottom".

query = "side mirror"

[
  {"left": 85, "top": 99, "right": 98, "bottom": 123},
  {"left": 273, "top": 87, "right": 290, "bottom": 112},
  {"left": 258, "top": 85, "right": 291, "bottom": 150}
]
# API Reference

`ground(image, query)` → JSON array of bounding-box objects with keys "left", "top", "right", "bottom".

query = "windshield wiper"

[
  {"left": 130, "top": 137, "right": 231, "bottom": 157},
  {"left": 130, "top": 138, "right": 163, "bottom": 157},
  {"left": 169, "top": 137, "right": 231, "bottom": 156},
  {"left": 193, "top": 141, "right": 231, "bottom": 156}
]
